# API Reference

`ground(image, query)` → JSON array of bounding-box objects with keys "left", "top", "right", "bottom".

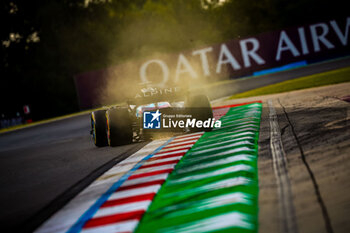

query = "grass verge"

[{"left": 229, "top": 66, "right": 350, "bottom": 99}]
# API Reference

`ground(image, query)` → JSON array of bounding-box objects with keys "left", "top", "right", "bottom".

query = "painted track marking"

[
  {"left": 35, "top": 140, "right": 167, "bottom": 233},
  {"left": 35, "top": 133, "right": 203, "bottom": 233},
  {"left": 78, "top": 133, "right": 203, "bottom": 233}
]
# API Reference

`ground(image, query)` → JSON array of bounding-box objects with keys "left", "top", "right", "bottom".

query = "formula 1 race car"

[{"left": 90, "top": 86, "right": 213, "bottom": 147}]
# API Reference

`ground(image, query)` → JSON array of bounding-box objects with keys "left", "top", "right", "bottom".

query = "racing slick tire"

[
  {"left": 186, "top": 94, "right": 213, "bottom": 132},
  {"left": 107, "top": 107, "right": 133, "bottom": 146},
  {"left": 91, "top": 110, "right": 108, "bottom": 147}
]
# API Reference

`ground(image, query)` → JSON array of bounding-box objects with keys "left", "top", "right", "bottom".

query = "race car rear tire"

[
  {"left": 186, "top": 94, "right": 213, "bottom": 132},
  {"left": 91, "top": 110, "right": 108, "bottom": 147},
  {"left": 107, "top": 107, "right": 133, "bottom": 146}
]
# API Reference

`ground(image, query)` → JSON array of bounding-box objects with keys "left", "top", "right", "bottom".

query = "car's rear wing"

[{"left": 127, "top": 87, "right": 187, "bottom": 105}]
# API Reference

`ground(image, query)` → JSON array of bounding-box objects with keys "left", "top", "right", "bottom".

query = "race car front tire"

[
  {"left": 91, "top": 110, "right": 108, "bottom": 147},
  {"left": 107, "top": 107, "right": 133, "bottom": 146}
]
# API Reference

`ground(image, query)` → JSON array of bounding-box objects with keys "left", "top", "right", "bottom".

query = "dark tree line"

[{"left": 1, "top": 0, "right": 348, "bottom": 120}]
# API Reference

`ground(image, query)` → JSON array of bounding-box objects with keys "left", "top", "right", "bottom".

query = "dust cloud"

[{"left": 97, "top": 1, "right": 228, "bottom": 106}]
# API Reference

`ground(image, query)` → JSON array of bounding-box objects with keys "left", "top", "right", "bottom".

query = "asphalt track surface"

[
  {"left": 0, "top": 56, "right": 349, "bottom": 233},
  {"left": 0, "top": 116, "right": 148, "bottom": 232},
  {"left": 214, "top": 82, "right": 350, "bottom": 233}
]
